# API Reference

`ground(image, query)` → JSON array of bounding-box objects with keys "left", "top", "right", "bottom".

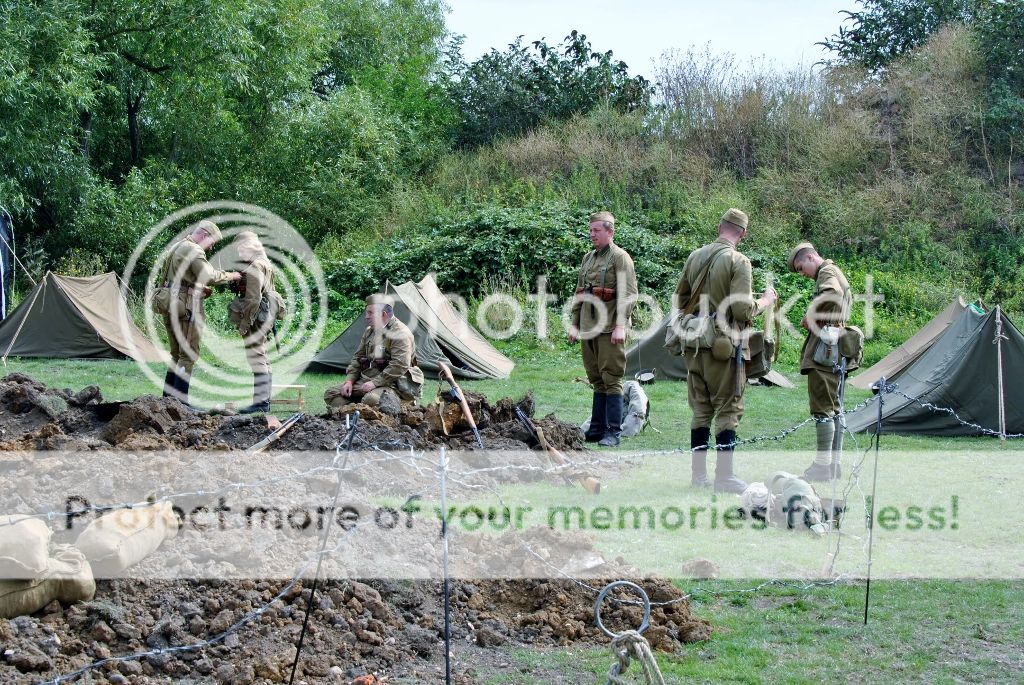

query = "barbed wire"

[{"left": 6, "top": 382, "right": 1016, "bottom": 682}]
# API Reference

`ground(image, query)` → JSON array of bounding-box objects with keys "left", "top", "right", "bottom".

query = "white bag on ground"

[
  {"left": 0, "top": 544, "right": 95, "bottom": 619},
  {"left": 580, "top": 381, "right": 650, "bottom": 438},
  {"left": 75, "top": 501, "right": 179, "bottom": 575},
  {"left": 0, "top": 515, "right": 51, "bottom": 579}
]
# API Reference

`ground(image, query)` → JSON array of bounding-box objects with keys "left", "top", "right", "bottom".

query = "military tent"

[
  {"left": 624, "top": 313, "right": 794, "bottom": 388},
  {"left": 299, "top": 275, "right": 514, "bottom": 379},
  {"left": 844, "top": 306, "right": 1024, "bottom": 436},
  {"left": 849, "top": 297, "right": 970, "bottom": 390},
  {"left": 0, "top": 271, "right": 166, "bottom": 362}
]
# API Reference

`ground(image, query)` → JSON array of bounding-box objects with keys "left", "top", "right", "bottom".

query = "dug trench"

[{"left": 0, "top": 373, "right": 711, "bottom": 683}]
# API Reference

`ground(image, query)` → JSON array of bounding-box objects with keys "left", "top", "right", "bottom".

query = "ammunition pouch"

[{"left": 574, "top": 285, "right": 616, "bottom": 303}]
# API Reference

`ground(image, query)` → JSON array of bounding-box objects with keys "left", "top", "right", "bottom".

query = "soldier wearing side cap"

[
  {"left": 568, "top": 211, "right": 639, "bottom": 447},
  {"left": 788, "top": 242, "right": 851, "bottom": 482},
  {"left": 324, "top": 294, "right": 424, "bottom": 411},
  {"left": 673, "top": 208, "right": 777, "bottom": 493},
  {"left": 160, "top": 220, "right": 241, "bottom": 404}
]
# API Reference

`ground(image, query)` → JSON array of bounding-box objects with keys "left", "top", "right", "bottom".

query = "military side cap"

[
  {"left": 194, "top": 219, "right": 222, "bottom": 242},
  {"left": 787, "top": 241, "right": 816, "bottom": 272},
  {"left": 365, "top": 293, "right": 395, "bottom": 307},
  {"left": 720, "top": 208, "right": 748, "bottom": 230},
  {"left": 589, "top": 210, "right": 615, "bottom": 226}
]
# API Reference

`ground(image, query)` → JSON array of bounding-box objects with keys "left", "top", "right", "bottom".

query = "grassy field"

[{"left": 5, "top": 347, "right": 1023, "bottom": 683}]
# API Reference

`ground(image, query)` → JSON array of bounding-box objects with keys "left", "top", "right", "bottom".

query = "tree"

[{"left": 447, "top": 30, "right": 652, "bottom": 149}]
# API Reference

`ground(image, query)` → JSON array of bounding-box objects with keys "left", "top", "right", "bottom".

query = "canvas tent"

[
  {"left": 624, "top": 313, "right": 795, "bottom": 388},
  {"left": 300, "top": 275, "right": 514, "bottom": 379},
  {"left": 849, "top": 297, "right": 970, "bottom": 390},
  {"left": 844, "top": 306, "right": 1024, "bottom": 436},
  {"left": 0, "top": 271, "right": 166, "bottom": 362}
]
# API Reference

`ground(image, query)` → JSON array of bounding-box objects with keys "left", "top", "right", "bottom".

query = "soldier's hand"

[
  {"left": 763, "top": 286, "right": 778, "bottom": 305},
  {"left": 567, "top": 326, "right": 579, "bottom": 344},
  {"left": 228, "top": 271, "right": 243, "bottom": 282},
  {"left": 340, "top": 380, "right": 354, "bottom": 398},
  {"left": 611, "top": 325, "right": 626, "bottom": 345},
  {"left": 359, "top": 381, "right": 375, "bottom": 394}
]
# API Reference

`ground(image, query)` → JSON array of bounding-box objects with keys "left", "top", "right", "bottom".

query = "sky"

[{"left": 445, "top": 0, "right": 858, "bottom": 78}]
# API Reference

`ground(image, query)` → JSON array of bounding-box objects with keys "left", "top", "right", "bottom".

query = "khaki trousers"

[
  {"left": 685, "top": 350, "right": 745, "bottom": 433},
  {"left": 582, "top": 332, "right": 626, "bottom": 395}
]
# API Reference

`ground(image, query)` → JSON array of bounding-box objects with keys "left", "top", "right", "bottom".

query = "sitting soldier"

[{"left": 324, "top": 294, "right": 424, "bottom": 412}]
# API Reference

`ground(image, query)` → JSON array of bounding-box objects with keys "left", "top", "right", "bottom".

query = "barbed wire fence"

[{"left": 0, "top": 380, "right": 1016, "bottom": 683}]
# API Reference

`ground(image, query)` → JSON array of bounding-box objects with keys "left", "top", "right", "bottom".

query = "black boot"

[
  {"left": 161, "top": 370, "right": 177, "bottom": 398},
  {"left": 714, "top": 429, "right": 747, "bottom": 494},
  {"left": 174, "top": 374, "right": 191, "bottom": 407},
  {"left": 584, "top": 392, "right": 607, "bottom": 443},
  {"left": 690, "top": 427, "right": 712, "bottom": 487},
  {"left": 240, "top": 373, "right": 272, "bottom": 414},
  {"left": 598, "top": 393, "right": 623, "bottom": 447}
]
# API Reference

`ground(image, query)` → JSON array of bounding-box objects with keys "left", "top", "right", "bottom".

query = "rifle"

[
  {"left": 246, "top": 412, "right": 304, "bottom": 455},
  {"left": 437, "top": 362, "right": 484, "bottom": 449},
  {"left": 515, "top": 406, "right": 600, "bottom": 494}
]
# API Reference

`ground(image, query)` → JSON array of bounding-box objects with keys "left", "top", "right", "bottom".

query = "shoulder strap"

[{"left": 682, "top": 243, "right": 731, "bottom": 314}]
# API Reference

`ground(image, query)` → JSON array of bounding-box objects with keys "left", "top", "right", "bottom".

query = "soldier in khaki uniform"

[
  {"left": 674, "top": 209, "right": 777, "bottom": 493},
  {"left": 160, "top": 220, "right": 240, "bottom": 403},
  {"left": 788, "top": 242, "right": 851, "bottom": 482},
  {"left": 324, "top": 294, "right": 424, "bottom": 411},
  {"left": 229, "top": 232, "right": 279, "bottom": 414},
  {"left": 568, "top": 211, "right": 639, "bottom": 447}
]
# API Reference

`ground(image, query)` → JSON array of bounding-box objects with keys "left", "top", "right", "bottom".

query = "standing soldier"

[
  {"left": 568, "top": 211, "right": 639, "bottom": 447},
  {"left": 674, "top": 209, "right": 777, "bottom": 493},
  {"left": 788, "top": 242, "right": 851, "bottom": 482},
  {"left": 229, "top": 231, "right": 280, "bottom": 414},
  {"left": 160, "top": 220, "right": 240, "bottom": 404},
  {"left": 324, "top": 294, "right": 424, "bottom": 411}
]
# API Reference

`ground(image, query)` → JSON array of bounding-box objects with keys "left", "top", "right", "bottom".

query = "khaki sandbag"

[
  {"left": 0, "top": 545, "right": 95, "bottom": 619},
  {"left": 75, "top": 501, "right": 179, "bottom": 576},
  {"left": 0, "top": 515, "right": 51, "bottom": 579}
]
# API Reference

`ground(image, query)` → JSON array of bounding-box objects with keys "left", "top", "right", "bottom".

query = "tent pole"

[
  {"left": 994, "top": 306, "right": 1007, "bottom": 443},
  {"left": 864, "top": 376, "right": 884, "bottom": 626}
]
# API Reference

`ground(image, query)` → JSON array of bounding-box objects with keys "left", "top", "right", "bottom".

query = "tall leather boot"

[
  {"left": 690, "top": 427, "right": 712, "bottom": 487},
  {"left": 174, "top": 374, "right": 191, "bottom": 407},
  {"left": 240, "top": 373, "right": 272, "bottom": 414},
  {"left": 598, "top": 393, "right": 623, "bottom": 447},
  {"left": 584, "top": 392, "right": 607, "bottom": 443},
  {"left": 713, "top": 429, "right": 747, "bottom": 494},
  {"left": 162, "top": 370, "right": 177, "bottom": 398},
  {"left": 803, "top": 418, "right": 836, "bottom": 482}
]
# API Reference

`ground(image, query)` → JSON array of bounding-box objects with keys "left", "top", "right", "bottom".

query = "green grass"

[
  {"left": 480, "top": 580, "right": 1024, "bottom": 684},
  {"left": 4, "top": 344, "right": 1022, "bottom": 683}
]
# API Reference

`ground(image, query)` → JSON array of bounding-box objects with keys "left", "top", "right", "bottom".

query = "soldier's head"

[
  {"left": 364, "top": 294, "right": 395, "bottom": 329},
  {"left": 717, "top": 208, "right": 748, "bottom": 244},
  {"left": 788, "top": 242, "right": 823, "bottom": 279},
  {"left": 233, "top": 231, "right": 266, "bottom": 262},
  {"left": 190, "top": 220, "right": 222, "bottom": 252},
  {"left": 588, "top": 211, "right": 615, "bottom": 250}
]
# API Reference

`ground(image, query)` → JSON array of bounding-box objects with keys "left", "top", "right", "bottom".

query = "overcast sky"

[{"left": 446, "top": 0, "right": 858, "bottom": 77}]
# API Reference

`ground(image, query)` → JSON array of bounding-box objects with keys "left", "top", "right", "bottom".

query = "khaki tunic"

[
  {"left": 162, "top": 237, "right": 233, "bottom": 375},
  {"left": 799, "top": 260, "right": 850, "bottom": 417},
  {"left": 673, "top": 237, "right": 764, "bottom": 432},
  {"left": 571, "top": 243, "right": 638, "bottom": 395},
  {"left": 324, "top": 317, "right": 424, "bottom": 409},
  {"left": 229, "top": 257, "right": 277, "bottom": 375}
]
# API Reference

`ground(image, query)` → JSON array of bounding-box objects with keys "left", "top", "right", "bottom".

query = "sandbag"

[
  {"left": 75, "top": 501, "right": 179, "bottom": 576},
  {"left": 0, "top": 515, "right": 51, "bottom": 579},
  {"left": 0, "top": 545, "right": 95, "bottom": 619}
]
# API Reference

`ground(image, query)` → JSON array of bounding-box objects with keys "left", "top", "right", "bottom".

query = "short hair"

[
  {"left": 382, "top": 304, "right": 394, "bottom": 316},
  {"left": 589, "top": 211, "right": 615, "bottom": 230}
]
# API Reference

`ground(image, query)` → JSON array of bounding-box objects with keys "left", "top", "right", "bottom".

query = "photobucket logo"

[{"left": 119, "top": 201, "right": 327, "bottom": 405}]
